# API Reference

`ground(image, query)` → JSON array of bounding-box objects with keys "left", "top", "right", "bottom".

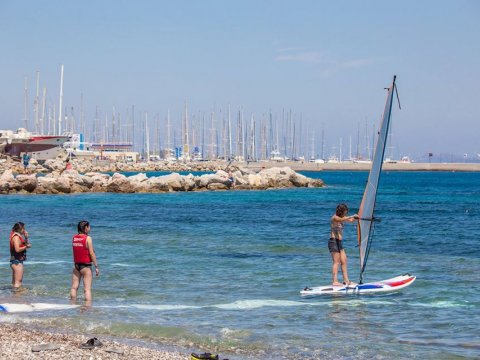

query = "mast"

[
  {"left": 41, "top": 87, "right": 47, "bottom": 134},
  {"left": 183, "top": 100, "right": 190, "bottom": 161},
  {"left": 34, "top": 71, "right": 40, "bottom": 133},
  {"left": 145, "top": 112, "right": 150, "bottom": 160},
  {"left": 357, "top": 76, "right": 397, "bottom": 284},
  {"left": 356, "top": 122, "right": 360, "bottom": 160},
  {"left": 321, "top": 123, "right": 325, "bottom": 160},
  {"left": 58, "top": 64, "right": 64, "bottom": 135},
  {"left": 339, "top": 137, "right": 343, "bottom": 162},
  {"left": 228, "top": 104, "right": 232, "bottom": 160},
  {"left": 23, "top": 77, "right": 29, "bottom": 130},
  {"left": 349, "top": 136, "right": 352, "bottom": 161},
  {"left": 166, "top": 109, "right": 171, "bottom": 155},
  {"left": 209, "top": 111, "right": 215, "bottom": 160}
]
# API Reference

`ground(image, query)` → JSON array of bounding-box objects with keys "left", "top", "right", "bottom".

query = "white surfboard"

[
  {"left": 0, "top": 303, "right": 80, "bottom": 313},
  {"left": 300, "top": 274, "right": 416, "bottom": 297}
]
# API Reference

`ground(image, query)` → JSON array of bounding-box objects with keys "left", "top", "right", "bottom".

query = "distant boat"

[
  {"left": 0, "top": 128, "right": 70, "bottom": 160},
  {"left": 400, "top": 156, "right": 413, "bottom": 163}
]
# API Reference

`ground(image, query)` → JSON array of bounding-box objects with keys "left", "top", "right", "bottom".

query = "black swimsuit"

[
  {"left": 329, "top": 220, "right": 344, "bottom": 253},
  {"left": 328, "top": 238, "right": 344, "bottom": 253},
  {"left": 74, "top": 263, "right": 92, "bottom": 271}
]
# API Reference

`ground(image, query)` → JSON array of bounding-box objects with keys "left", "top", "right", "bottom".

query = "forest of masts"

[{"left": 19, "top": 67, "right": 379, "bottom": 162}]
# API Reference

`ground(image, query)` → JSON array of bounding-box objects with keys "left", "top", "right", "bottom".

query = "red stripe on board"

[{"left": 386, "top": 277, "right": 414, "bottom": 287}]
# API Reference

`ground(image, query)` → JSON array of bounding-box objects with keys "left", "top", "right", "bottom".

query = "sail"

[{"left": 357, "top": 76, "right": 397, "bottom": 283}]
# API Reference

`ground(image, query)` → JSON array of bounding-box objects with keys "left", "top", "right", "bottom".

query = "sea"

[{"left": 0, "top": 171, "right": 479, "bottom": 360}]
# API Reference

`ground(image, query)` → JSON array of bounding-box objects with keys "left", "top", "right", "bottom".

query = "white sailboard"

[
  {"left": 0, "top": 303, "right": 80, "bottom": 313},
  {"left": 301, "top": 76, "right": 416, "bottom": 296}
]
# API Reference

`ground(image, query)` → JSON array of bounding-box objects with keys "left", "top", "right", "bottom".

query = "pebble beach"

[{"left": 0, "top": 323, "right": 188, "bottom": 360}]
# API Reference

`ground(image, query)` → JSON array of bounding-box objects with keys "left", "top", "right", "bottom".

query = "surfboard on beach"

[{"left": 301, "top": 76, "right": 416, "bottom": 297}]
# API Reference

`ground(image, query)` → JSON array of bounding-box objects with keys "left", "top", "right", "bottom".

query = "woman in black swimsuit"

[{"left": 329, "top": 204, "right": 358, "bottom": 286}]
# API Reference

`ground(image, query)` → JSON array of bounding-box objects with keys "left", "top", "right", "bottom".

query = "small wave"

[
  {"left": 131, "top": 304, "right": 200, "bottom": 310},
  {"left": 27, "top": 261, "right": 69, "bottom": 265},
  {"left": 211, "top": 299, "right": 309, "bottom": 310},
  {"left": 398, "top": 337, "right": 480, "bottom": 349},
  {"left": 95, "top": 304, "right": 200, "bottom": 311},
  {"left": 411, "top": 300, "right": 472, "bottom": 308},
  {"left": 110, "top": 263, "right": 141, "bottom": 267}
]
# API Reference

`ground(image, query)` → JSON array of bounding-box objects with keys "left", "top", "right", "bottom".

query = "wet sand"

[{"left": 0, "top": 323, "right": 189, "bottom": 359}]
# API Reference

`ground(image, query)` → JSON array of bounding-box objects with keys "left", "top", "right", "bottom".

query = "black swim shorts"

[{"left": 328, "top": 238, "right": 344, "bottom": 253}]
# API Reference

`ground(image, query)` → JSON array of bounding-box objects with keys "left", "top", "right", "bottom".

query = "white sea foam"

[
  {"left": 95, "top": 304, "right": 200, "bottom": 311},
  {"left": 411, "top": 300, "right": 471, "bottom": 308},
  {"left": 110, "top": 263, "right": 140, "bottom": 267},
  {"left": 326, "top": 299, "right": 396, "bottom": 307},
  {"left": 212, "top": 299, "right": 309, "bottom": 310},
  {"left": 27, "top": 261, "right": 69, "bottom": 265}
]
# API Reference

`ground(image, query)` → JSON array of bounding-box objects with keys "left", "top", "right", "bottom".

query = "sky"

[{"left": 0, "top": 0, "right": 479, "bottom": 160}]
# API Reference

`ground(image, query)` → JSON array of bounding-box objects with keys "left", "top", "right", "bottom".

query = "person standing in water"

[
  {"left": 329, "top": 204, "right": 358, "bottom": 287},
  {"left": 10, "top": 222, "right": 31, "bottom": 290},
  {"left": 70, "top": 221, "right": 100, "bottom": 302}
]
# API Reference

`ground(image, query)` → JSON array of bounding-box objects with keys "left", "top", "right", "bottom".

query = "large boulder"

[
  {"left": 197, "top": 173, "right": 229, "bottom": 188},
  {"left": 160, "top": 172, "right": 185, "bottom": 191},
  {"left": 106, "top": 173, "right": 135, "bottom": 193},
  {"left": 128, "top": 173, "right": 150, "bottom": 192},
  {"left": 88, "top": 173, "right": 110, "bottom": 192},
  {"left": 183, "top": 173, "right": 196, "bottom": 191},
  {"left": 247, "top": 173, "right": 267, "bottom": 188},
  {"left": 0, "top": 169, "right": 16, "bottom": 193},
  {"left": 15, "top": 174, "right": 38, "bottom": 192},
  {"left": 207, "top": 183, "right": 229, "bottom": 190}
]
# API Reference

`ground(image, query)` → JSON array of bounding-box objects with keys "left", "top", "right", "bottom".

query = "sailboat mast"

[
  {"left": 41, "top": 87, "right": 47, "bottom": 134},
  {"left": 228, "top": 104, "right": 232, "bottom": 160},
  {"left": 183, "top": 100, "right": 190, "bottom": 160},
  {"left": 23, "top": 77, "right": 29, "bottom": 130},
  {"left": 145, "top": 112, "right": 150, "bottom": 160},
  {"left": 34, "top": 71, "right": 40, "bottom": 133},
  {"left": 58, "top": 65, "right": 64, "bottom": 135}
]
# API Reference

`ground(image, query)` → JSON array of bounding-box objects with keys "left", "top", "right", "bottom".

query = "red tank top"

[
  {"left": 10, "top": 231, "right": 27, "bottom": 261},
  {"left": 72, "top": 234, "right": 91, "bottom": 263}
]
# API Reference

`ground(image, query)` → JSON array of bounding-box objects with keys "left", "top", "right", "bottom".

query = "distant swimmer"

[
  {"left": 70, "top": 221, "right": 100, "bottom": 303},
  {"left": 9, "top": 222, "right": 31, "bottom": 290},
  {"left": 329, "top": 204, "right": 358, "bottom": 287}
]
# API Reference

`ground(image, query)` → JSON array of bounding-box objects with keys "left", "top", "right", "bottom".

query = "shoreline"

[
  {"left": 241, "top": 161, "right": 480, "bottom": 172},
  {"left": 0, "top": 322, "right": 190, "bottom": 359}
]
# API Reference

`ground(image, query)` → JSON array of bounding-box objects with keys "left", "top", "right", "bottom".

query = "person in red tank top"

[
  {"left": 70, "top": 220, "right": 99, "bottom": 303},
  {"left": 9, "top": 222, "right": 31, "bottom": 290}
]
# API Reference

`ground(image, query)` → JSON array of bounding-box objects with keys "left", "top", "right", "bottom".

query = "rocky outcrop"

[{"left": 0, "top": 167, "right": 324, "bottom": 195}]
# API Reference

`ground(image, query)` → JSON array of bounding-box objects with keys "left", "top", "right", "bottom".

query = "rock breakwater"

[{"left": 0, "top": 166, "right": 323, "bottom": 194}]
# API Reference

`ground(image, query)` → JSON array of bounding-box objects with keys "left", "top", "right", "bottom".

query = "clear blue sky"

[{"left": 0, "top": 0, "right": 479, "bottom": 160}]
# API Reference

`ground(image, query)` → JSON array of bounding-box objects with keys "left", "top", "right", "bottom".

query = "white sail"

[{"left": 357, "top": 76, "right": 397, "bottom": 283}]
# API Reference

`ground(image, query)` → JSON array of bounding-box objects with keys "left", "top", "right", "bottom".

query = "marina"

[{"left": 1, "top": 1, "right": 479, "bottom": 359}]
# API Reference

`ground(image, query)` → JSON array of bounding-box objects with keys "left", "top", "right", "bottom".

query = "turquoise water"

[{"left": 0, "top": 171, "right": 479, "bottom": 359}]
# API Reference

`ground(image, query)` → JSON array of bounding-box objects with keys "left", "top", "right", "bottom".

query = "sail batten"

[{"left": 357, "top": 76, "right": 397, "bottom": 284}]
